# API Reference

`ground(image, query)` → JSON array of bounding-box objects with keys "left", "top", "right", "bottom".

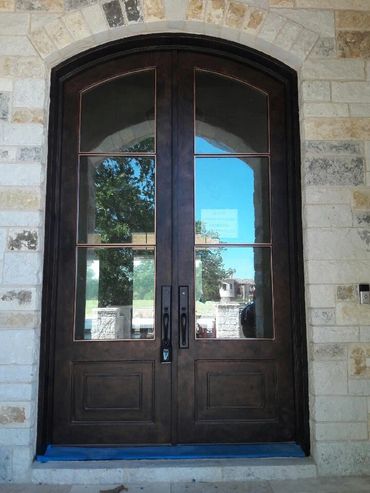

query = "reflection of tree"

[
  {"left": 196, "top": 249, "right": 235, "bottom": 302},
  {"left": 94, "top": 140, "right": 154, "bottom": 306}
]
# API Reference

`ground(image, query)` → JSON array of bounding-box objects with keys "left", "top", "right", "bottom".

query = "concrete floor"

[{"left": 0, "top": 477, "right": 370, "bottom": 493}]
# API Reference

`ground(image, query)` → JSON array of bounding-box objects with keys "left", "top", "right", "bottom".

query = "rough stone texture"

[
  {"left": 81, "top": 4, "right": 107, "bottom": 33},
  {"left": 337, "top": 284, "right": 357, "bottom": 302},
  {"left": 349, "top": 344, "right": 370, "bottom": 378},
  {"left": 304, "top": 118, "right": 370, "bottom": 140},
  {"left": 12, "top": 108, "right": 44, "bottom": 123},
  {"left": 186, "top": 0, "right": 204, "bottom": 21},
  {"left": 337, "top": 31, "right": 370, "bottom": 58},
  {"left": 124, "top": 0, "right": 143, "bottom": 23},
  {"left": 205, "top": 0, "right": 226, "bottom": 25},
  {"left": 44, "top": 18, "right": 73, "bottom": 49},
  {"left": 0, "top": 56, "right": 45, "bottom": 78},
  {"left": 0, "top": 447, "right": 11, "bottom": 481},
  {"left": 143, "top": 0, "right": 164, "bottom": 21},
  {"left": 0, "top": 288, "right": 34, "bottom": 308},
  {"left": 15, "top": 0, "right": 63, "bottom": 10},
  {"left": 225, "top": 2, "right": 246, "bottom": 29},
  {"left": 304, "top": 156, "right": 364, "bottom": 186},
  {"left": 0, "top": 189, "right": 40, "bottom": 210},
  {"left": 311, "top": 37, "right": 335, "bottom": 58},
  {"left": 332, "top": 81, "right": 370, "bottom": 103},
  {"left": 336, "top": 10, "right": 370, "bottom": 30},
  {"left": 301, "top": 81, "right": 330, "bottom": 101},
  {"left": 311, "top": 343, "right": 347, "bottom": 360},
  {"left": 28, "top": 29, "right": 55, "bottom": 58},
  {"left": 64, "top": 11, "right": 90, "bottom": 39},
  {"left": 0, "top": 93, "right": 9, "bottom": 121},
  {"left": 0, "top": 405, "right": 26, "bottom": 424},
  {"left": 8, "top": 229, "right": 38, "bottom": 250},
  {"left": 352, "top": 189, "right": 370, "bottom": 209},
  {"left": 301, "top": 59, "right": 365, "bottom": 80},
  {"left": 272, "top": 8, "right": 334, "bottom": 37},
  {"left": 102, "top": 0, "right": 124, "bottom": 28}
]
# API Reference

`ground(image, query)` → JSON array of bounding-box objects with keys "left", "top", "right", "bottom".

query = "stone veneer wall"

[{"left": 0, "top": 0, "right": 370, "bottom": 481}]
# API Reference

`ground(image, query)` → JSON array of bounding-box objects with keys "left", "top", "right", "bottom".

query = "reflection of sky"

[{"left": 195, "top": 137, "right": 256, "bottom": 278}]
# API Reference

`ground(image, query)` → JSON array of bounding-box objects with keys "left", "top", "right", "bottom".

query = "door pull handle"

[
  {"left": 161, "top": 286, "right": 172, "bottom": 363},
  {"left": 179, "top": 286, "right": 189, "bottom": 348}
]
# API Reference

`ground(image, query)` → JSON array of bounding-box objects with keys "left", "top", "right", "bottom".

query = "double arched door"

[{"left": 40, "top": 40, "right": 307, "bottom": 450}]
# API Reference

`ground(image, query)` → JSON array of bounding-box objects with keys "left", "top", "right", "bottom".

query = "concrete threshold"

[{"left": 31, "top": 457, "right": 317, "bottom": 484}]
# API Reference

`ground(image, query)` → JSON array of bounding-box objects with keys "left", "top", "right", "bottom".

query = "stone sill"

[{"left": 31, "top": 457, "right": 317, "bottom": 484}]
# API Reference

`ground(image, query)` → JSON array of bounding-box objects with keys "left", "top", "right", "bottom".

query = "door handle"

[
  {"left": 161, "top": 286, "right": 172, "bottom": 363},
  {"left": 179, "top": 286, "right": 189, "bottom": 348}
]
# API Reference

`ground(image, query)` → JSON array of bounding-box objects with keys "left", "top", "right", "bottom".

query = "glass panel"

[
  {"left": 75, "top": 248, "right": 155, "bottom": 340},
  {"left": 78, "top": 156, "right": 155, "bottom": 244},
  {"left": 80, "top": 70, "right": 155, "bottom": 153},
  {"left": 195, "top": 157, "right": 270, "bottom": 244},
  {"left": 195, "top": 71, "right": 268, "bottom": 154},
  {"left": 195, "top": 247, "right": 273, "bottom": 339}
]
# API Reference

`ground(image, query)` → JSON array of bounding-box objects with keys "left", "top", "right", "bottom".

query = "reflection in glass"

[
  {"left": 78, "top": 156, "right": 155, "bottom": 244},
  {"left": 195, "top": 247, "right": 273, "bottom": 339},
  {"left": 75, "top": 248, "right": 155, "bottom": 340},
  {"left": 195, "top": 71, "right": 268, "bottom": 154},
  {"left": 80, "top": 70, "right": 155, "bottom": 153},
  {"left": 195, "top": 157, "right": 270, "bottom": 244}
]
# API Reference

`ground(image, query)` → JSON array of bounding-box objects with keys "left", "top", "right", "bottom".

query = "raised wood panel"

[
  {"left": 195, "top": 360, "right": 277, "bottom": 422},
  {"left": 72, "top": 361, "right": 154, "bottom": 423}
]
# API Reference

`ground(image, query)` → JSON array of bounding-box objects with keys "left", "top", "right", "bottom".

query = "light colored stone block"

[
  {"left": 360, "top": 326, "right": 370, "bottom": 341},
  {"left": 349, "top": 379, "right": 370, "bottom": 395},
  {"left": 332, "top": 82, "right": 370, "bottom": 103},
  {"left": 305, "top": 204, "right": 352, "bottom": 228},
  {"left": 349, "top": 103, "right": 370, "bottom": 117},
  {"left": 258, "top": 13, "right": 286, "bottom": 43},
  {"left": 297, "top": 0, "right": 370, "bottom": 9},
  {"left": 0, "top": 146, "right": 16, "bottom": 161},
  {"left": 272, "top": 8, "right": 334, "bottom": 37},
  {"left": 0, "top": 211, "right": 41, "bottom": 226},
  {"left": 0, "top": 0, "right": 15, "bottom": 10},
  {"left": 30, "top": 12, "right": 60, "bottom": 31},
  {"left": 186, "top": 0, "right": 204, "bottom": 21},
  {"left": 337, "top": 302, "right": 370, "bottom": 326},
  {"left": 314, "top": 422, "right": 368, "bottom": 441},
  {"left": 0, "top": 447, "right": 11, "bottom": 481},
  {"left": 0, "top": 330, "right": 36, "bottom": 365},
  {"left": 301, "top": 81, "right": 330, "bottom": 102},
  {"left": 348, "top": 343, "right": 370, "bottom": 378},
  {"left": 0, "top": 383, "right": 32, "bottom": 401},
  {"left": 0, "top": 365, "right": 36, "bottom": 383},
  {"left": 0, "top": 405, "right": 27, "bottom": 426},
  {"left": 307, "top": 284, "right": 336, "bottom": 308},
  {"left": 8, "top": 228, "right": 38, "bottom": 250},
  {"left": 0, "top": 427, "right": 34, "bottom": 446},
  {"left": 309, "top": 308, "right": 335, "bottom": 326},
  {"left": 12, "top": 108, "right": 44, "bottom": 124},
  {"left": 303, "top": 102, "right": 348, "bottom": 118},
  {"left": 0, "top": 36, "right": 36, "bottom": 56},
  {"left": 0, "top": 13, "right": 29, "bottom": 35},
  {"left": 336, "top": 10, "right": 370, "bottom": 30},
  {"left": 29, "top": 28, "right": 56, "bottom": 59},
  {"left": 224, "top": 1, "right": 246, "bottom": 29},
  {"left": 45, "top": 18, "right": 73, "bottom": 50},
  {"left": 302, "top": 59, "right": 365, "bottom": 81},
  {"left": 205, "top": 0, "right": 226, "bottom": 25},
  {"left": 304, "top": 187, "right": 351, "bottom": 205},
  {"left": 0, "top": 164, "right": 41, "bottom": 186},
  {"left": 0, "top": 188, "right": 40, "bottom": 210},
  {"left": 312, "top": 326, "right": 359, "bottom": 343},
  {"left": 270, "top": 0, "right": 293, "bottom": 6},
  {"left": 290, "top": 28, "right": 318, "bottom": 60},
  {"left": 304, "top": 156, "right": 364, "bottom": 186},
  {"left": 311, "top": 343, "right": 347, "bottom": 360},
  {"left": 0, "top": 311, "right": 38, "bottom": 328},
  {"left": 0, "top": 288, "right": 36, "bottom": 310},
  {"left": 313, "top": 395, "right": 367, "bottom": 421},
  {"left": 82, "top": 4, "right": 108, "bottom": 33},
  {"left": 304, "top": 140, "right": 363, "bottom": 156},
  {"left": 337, "top": 31, "right": 370, "bottom": 59},
  {"left": 305, "top": 259, "right": 370, "bottom": 284},
  {"left": 0, "top": 122, "right": 43, "bottom": 145},
  {"left": 0, "top": 55, "right": 45, "bottom": 78},
  {"left": 311, "top": 360, "right": 347, "bottom": 394},
  {"left": 243, "top": 7, "right": 266, "bottom": 34},
  {"left": 313, "top": 441, "right": 370, "bottom": 476},
  {"left": 3, "top": 251, "right": 40, "bottom": 284},
  {"left": 143, "top": 0, "right": 165, "bottom": 21},
  {"left": 304, "top": 117, "right": 370, "bottom": 141},
  {"left": 337, "top": 285, "right": 357, "bottom": 302},
  {"left": 306, "top": 228, "right": 370, "bottom": 260},
  {"left": 352, "top": 188, "right": 370, "bottom": 210},
  {"left": 274, "top": 21, "right": 301, "bottom": 51},
  {"left": 310, "top": 37, "right": 335, "bottom": 58},
  {"left": 64, "top": 11, "right": 91, "bottom": 40}
]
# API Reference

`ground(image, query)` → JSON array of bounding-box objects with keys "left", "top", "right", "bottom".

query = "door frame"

[{"left": 37, "top": 33, "right": 309, "bottom": 456}]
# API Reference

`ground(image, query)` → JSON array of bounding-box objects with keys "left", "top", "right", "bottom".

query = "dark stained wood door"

[{"left": 47, "top": 46, "right": 299, "bottom": 446}]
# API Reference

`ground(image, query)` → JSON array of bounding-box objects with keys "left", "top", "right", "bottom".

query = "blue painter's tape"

[{"left": 37, "top": 443, "right": 305, "bottom": 462}]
